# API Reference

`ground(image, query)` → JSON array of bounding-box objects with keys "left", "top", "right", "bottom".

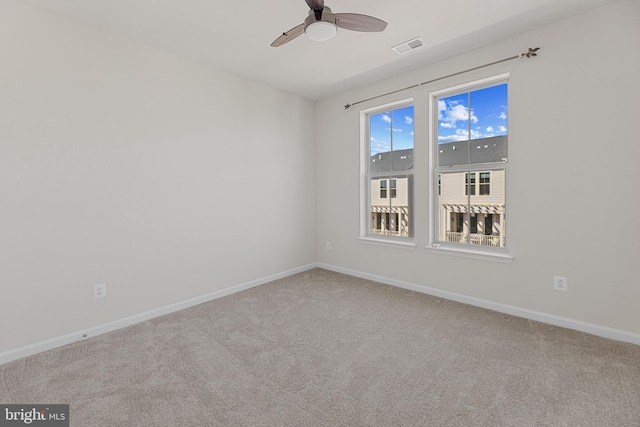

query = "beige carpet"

[{"left": 2, "top": 268, "right": 639, "bottom": 426}]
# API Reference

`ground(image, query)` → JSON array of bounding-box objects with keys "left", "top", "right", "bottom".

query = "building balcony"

[
  {"left": 445, "top": 231, "right": 504, "bottom": 247},
  {"left": 369, "top": 228, "right": 410, "bottom": 238}
]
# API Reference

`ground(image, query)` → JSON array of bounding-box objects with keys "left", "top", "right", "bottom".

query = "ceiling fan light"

[{"left": 305, "top": 21, "right": 337, "bottom": 42}]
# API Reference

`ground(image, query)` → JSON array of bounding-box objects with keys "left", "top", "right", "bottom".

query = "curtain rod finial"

[
  {"left": 521, "top": 47, "right": 541, "bottom": 58},
  {"left": 344, "top": 103, "right": 352, "bottom": 110}
]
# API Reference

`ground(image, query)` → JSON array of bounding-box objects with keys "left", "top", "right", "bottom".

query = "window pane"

[
  {"left": 370, "top": 112, "right": 390, "bottom": 153},
  {"left": 437, "top": 93, "right": 469, "bottom": 167},
  {"left": 369, "top": 106, "right": 414, "bottom": 172},
  {"left": 367, "top": 103, "right": 413, "bottom": 239},
  {"left": 465, "top": 173, "right": 476, "bottom": 196},
  {"left": 438, "top": 84, "right": 508, "bottom": 167},
  {"left": 370, "top": 111, "right": 390, "bottom": 172},
  {"left": 437, "top": 169, "right": 506, "bottom": 247},
  {"left": 470, "top": 84, "right": 508, "bottom": 164},
  {"left": 391, "top": 106, "right": 414, "bottom": 171},
  {"left": 479, "top": 172, "right": 491, "bottom": 195},
  {"left": 369, "top": 175, "right": 412, "bottom": 237}
]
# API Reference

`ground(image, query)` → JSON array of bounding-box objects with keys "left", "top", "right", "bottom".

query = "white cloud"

[
  {"left": 497, "top": 126, "right": 507, "bottom": 132},
  {"left": 438, "top": 128, "right": 487, "bottom": 143},
  {"left": 440, "top": 122, "right": 456, "bottom": 129},
  {"left": 440, "top": 103, "right": 478, "bottom": 126},
  {"left": 499, "top": 112, "right": 507, "bottom": 120},
  {"left": 447, "top": 104, "right": 469, "bottom": 122},
  {"left": 486, "top": 126, "right": 494, "bottom": 132},
  {"left": 381, "top": 114, "right": 391, "bottom": 123},
  {"left": 438, "top": 134, "right": 468, "bottom": 143},
  {"left": 405, "top": 116, "right": 413, "bottom": 125},
  {"left": 370, "top": 140, "right": 391, "bottom": 154}
]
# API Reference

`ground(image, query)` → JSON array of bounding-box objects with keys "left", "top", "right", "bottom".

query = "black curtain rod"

[{"left": 344, "top": 47, "right": 540, "bottom": 110}]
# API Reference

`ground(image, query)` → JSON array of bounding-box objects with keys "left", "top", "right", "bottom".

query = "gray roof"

[
  {"left": 369, "top": 136, "right": 507, "bottom": 172},
  {"left": 369, "top": 148, "right": 414, "bottom": 173},
  {"left": 438, "top": 136, "right": 507, "bottom": 166}
]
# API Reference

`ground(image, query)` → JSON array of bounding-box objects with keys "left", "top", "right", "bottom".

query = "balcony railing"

[
  {"left": 445, "top": 231, "right": 504, "bottom": 247},
  {"left": 369, "top": 228, "right": 410, "bottom": 238}
]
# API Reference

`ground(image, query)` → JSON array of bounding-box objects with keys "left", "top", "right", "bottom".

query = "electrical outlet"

[
  {"left": 326, "top": 241, "right": 331, "bottom": 250},
  {"left": 94, "top": 282, "right": 107, "bottom": 299},
  {"left": 553, "top": 276, "right": 568, "bottom": 292}
]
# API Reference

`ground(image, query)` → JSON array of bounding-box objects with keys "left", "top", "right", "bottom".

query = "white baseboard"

[
  {"left": 0, "top": 263, "right": 317, "bottom": 366},
  {"left": 317, "top": 263, "right": 640, "bottom": 347},
  {"left": 3, "top": 262, "right": 637, "bottom": 366}
]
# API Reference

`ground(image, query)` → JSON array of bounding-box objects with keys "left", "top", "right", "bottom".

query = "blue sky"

[
  {"left": 438, "top": 83, "right": 507, "bottom": 144},
  {"left": 369, "top": 84, "right": 507, "bottom": 155},
  {"left": 369, "top": 106, "right": 414, "bottom": 155}
]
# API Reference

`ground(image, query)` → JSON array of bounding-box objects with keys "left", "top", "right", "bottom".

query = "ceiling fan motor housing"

[{"left": 304, "top": 7, "right": 337, "bottom": 41}]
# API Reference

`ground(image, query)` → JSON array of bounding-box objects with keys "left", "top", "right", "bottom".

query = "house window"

[
  {"left": 433, "top": 77, "right": 508, "bottom": 251},
  {"left": 465, "top": 173, "right": 476, "bottom": 195},
  {"left": 479, "top": 172, "right": 491, "bottom": 195},
  {"left": 380, "top": 180, "right": 387, "bottom": 198},
  {"left": 365, "top": 101, "right": 414, "bottom": 239}
]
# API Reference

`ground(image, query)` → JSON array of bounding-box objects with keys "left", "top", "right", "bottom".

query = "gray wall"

[
  {"left": 0, "top": 1, "right": 316, "bottom": 353},
  {"left": 316, "top": 0, "right": 640, "bottom": 335}
]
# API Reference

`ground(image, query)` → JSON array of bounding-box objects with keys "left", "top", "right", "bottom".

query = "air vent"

[{"left": 391, "top": 37, "right": 424, "bottom": 55}]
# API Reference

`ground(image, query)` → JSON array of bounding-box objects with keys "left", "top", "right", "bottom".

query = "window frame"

[
  {"left": 379, "top": 179, "right": 388, "bottom": 198},
  {"left": 360, "top": 98, "right": 416, "bottom": 247},
  {"left": 479, "top": 172, "right": 491, "bottom": 196},
  {"left": 465, "top": 173, "right": 476, "bottom": 196},
  {"left": 428, "top": 74, "right": 512, "bottom": 262}
]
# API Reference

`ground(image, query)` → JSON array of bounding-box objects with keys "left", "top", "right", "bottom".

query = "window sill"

[
  {"left": 425, "top": 244, "right": 513, "bottom": 263},
  {"left": 358, "top": 237, "right": 417, "bottom": 251}
]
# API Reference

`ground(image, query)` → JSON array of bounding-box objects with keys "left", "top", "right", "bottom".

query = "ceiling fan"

[{"left": 271, "top": 0, "right": 387, "bottom": 47}]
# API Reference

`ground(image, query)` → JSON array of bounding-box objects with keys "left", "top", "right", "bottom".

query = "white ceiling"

[{"left": 21, "top": 0, "right": 616, "bottom": 101}]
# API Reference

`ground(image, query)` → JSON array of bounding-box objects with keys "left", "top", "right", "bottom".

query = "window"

[
  {"left": 479, "top": 172, "right": 491, "bottom": 195},
  {"left": 380, "top": 180, "right": 387, "bottom": 198},
  {"left": 466, "top": 172, "right": 491, "bottom": 196},
  {"left": 465, "top": 173, "right": 476, "bottom": 196},
  {"left": 365, "top": 101, "right": 414, "bottom": 239},
  {"left": 433, "top": 77, "right": 508, "bottom": 251}
]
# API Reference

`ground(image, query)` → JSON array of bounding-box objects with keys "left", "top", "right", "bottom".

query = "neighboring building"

[
  {"left": 437, "top": 136, "right": 507, "bottom": 247},
  {"left": 369, "top": 149, "right": 413, "bottom": 237},
  {"left": 368, "top": 136, "right": 506, "bottom": 247}
]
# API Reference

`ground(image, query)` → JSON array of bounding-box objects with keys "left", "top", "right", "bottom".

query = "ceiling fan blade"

[
  {"left": 335, "top": 13, "right": 387, "bottom": 32},
  {"left": 271, "top": 23, "right": 305, "bottom": 47},
  {"left": 305, "top": 0, "right": 324, "bottom": 11}
]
